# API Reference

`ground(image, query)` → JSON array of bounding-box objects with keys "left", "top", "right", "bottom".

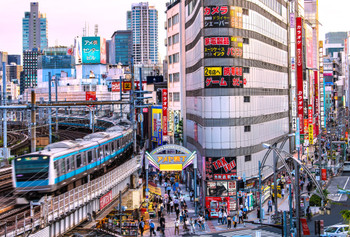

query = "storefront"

[{"left": 205, "top": 157, "right": 237, "bottom": 218}]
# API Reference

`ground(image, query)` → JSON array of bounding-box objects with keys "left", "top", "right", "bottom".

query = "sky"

[{"left": 0, "top": 0, "right": 349, "bottom": 58}]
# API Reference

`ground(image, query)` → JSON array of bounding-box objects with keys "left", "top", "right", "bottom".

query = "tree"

[{"left": 340, "top": 210, "right": 350, "bottom": 227}]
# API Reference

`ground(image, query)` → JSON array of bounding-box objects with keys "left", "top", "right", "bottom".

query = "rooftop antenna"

[{"left": 94, "top": 24, "right": 98, "bottom": 36}]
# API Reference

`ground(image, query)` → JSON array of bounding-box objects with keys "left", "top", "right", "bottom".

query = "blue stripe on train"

[
  {"left": 17, "top": 180, "right": 49, "bottom": 188},
  {"left": 54, "top": 142, "right": 132, "bottom": 184}
]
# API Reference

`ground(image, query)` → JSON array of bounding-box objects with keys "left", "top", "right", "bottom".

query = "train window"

[
  {"left": 99, "top": 147, "right": 103, "bottom": 157},
  {"left": 81, "top": 152, "right": 86, "bottom": 166},
  {"left": 87, "top": 151, "right": 93, "bottom": 163},
  {"left": 111, "top": 142, "right": 115, "bottom": 153},
  {"left": 60, "top": 159, "right": 66, "bottom": 174},
  {"left": 105, "top": 145, "right": 109, "bottom": 156},
  {"left": 76, "top": 154, "right": 82, "bottom": 168},
  {"left": 117, "top": 139, "right": 120, "bottom": 149},
  {"left": 66, "top": 156, "right": 71, "bottom": 171},
  {"left": 54, "top": 161, "right": 59, "bottom": 175}
]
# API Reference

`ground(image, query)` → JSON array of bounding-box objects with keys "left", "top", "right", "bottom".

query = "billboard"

[
  {"left": 151, "top": 106, "right": 162, "bottom": 142},
  {"left": 162, "top": 89, "right": 168, "bottom": 136},
  {"left": 100, "top": 190, "right": 113, "bottom": 210},
  {"left": 205, "top": 157, "right": 237, "bottom": 180},
  {"left": 296, "top": 17, "right": 304, "bottom": 135},
  {"left": 85, "top": 91, "right": 96, "bottom": 101},
  {"left": 82, "top": 37, "right": 101, "bottom": 64},
  {"left": 305, "top": 24, "right": 313, "bottom": 69},
  {"left": 100, "top": 38, "right": 106, "bottom": 64},
  {"left": 111, "top": 82, "right": 120, "bottom": 92},
  {"left": 204, "top": 36, "right": 243, "bottom": 58},
  {"left": 204, "top": 6, "right": 242, "bottom": 28},
  {"left": 204, "top": 66, "right": 246, "bottom": 88}
]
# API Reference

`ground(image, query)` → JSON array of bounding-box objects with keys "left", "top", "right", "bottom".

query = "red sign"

[
  {"left": 162, "top": 89, "right": 168, "bottom": 136},
  {"left": 111, "top": 82, "right": 120, "bottom": 92},
  {"left": 300, "top": 218, "right": 310, "bottom": 235},
  {"left": 321, "top": 169, "right": 327, "bottom": 181},
  {"left": 296, "top": 17, "right": 304, "bottom": 135},
  {"left": 308, "top": 105, "right": 313, "bottom": 124},
  {"left": 100, "top": 190, "right": 113, "bottom": 210},
  {"left": 135, "top": 81, "right": 147, "bottom": 90},
  {"left": 86, "top": 91, "right": 96, "bottom": 101},
  {"left": 143, "top": 107, "right": 148, "bottom": 113},
  {"left": 304, "top": 119, "right": 308, "bottom": 137},
  {"left": 206, "top": 157, "right": 237, "bottom": 180}
]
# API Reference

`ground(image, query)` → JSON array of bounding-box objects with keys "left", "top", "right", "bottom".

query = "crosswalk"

[{"left": 217, "top": 229, "right": 281, "bottom": 237}]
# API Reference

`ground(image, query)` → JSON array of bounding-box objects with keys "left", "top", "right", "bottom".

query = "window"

[
  {"left": 187, "top": 0, "right": 197, "bottom": 16},
  {"left": 244, "top": 125, "right": 251, "bottom": 132},
  {"left": 243, "top": 9, "right": 249, "bottom": 15},
  {"left": 243, "top": 38, "right": 249, "bottom": 44},
  {"left": 168, "top": 55, "right": 172, "bottom": 64},
  {"left": 168, "top": 18, "right": 172, "bottom": 28},
  {"left": 60, "top": 159, "right": 66, "bottom": 174},
  {"left": 169, "top": 92, "right": 173, "bottom": 102},
  {"left": 243, "top": 67, "right": 250, "bottom": 73},
  {"left": 245, "top": 155, "right": 252, "bottom": 162},
  {"left": 66, "top": 157, "right": 71, "bottom": 171},
  {"left": 87, "top": 151, "right": 93, "bottom": 163},
  {"left": 169, "top": 74, "right": 173, "bottom": 82},
  {"left": 173, "top": 73, "right": 180, "bottom": 82},
  {"left": 172, "top": 33, "right": 179, "bottom": 44},
  {"left": 111, "top": 142, "right": 115, "bottom": 152},
  {"left": 244, "top": 96, "right": 250, "bottom": 103},
  {"left": 172, "top": 14, "right": 179, "bottom": 25},
  {"left": 173, "top": 53, "right": 179, "bottom": 63},
  {"left": 168, "top": 36, "right": 172, "bottom": 46},
  {"left": 76, "top": 154, "right": 82, "bottom": 168},
  {"left": 173, "top": 92, "right": 180, "bottom": 102}
]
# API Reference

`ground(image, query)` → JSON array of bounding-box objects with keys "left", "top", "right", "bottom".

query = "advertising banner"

[
  {"left": 205, "top": 157, "right": 237, "bottom": 180},
  {"left": 204, "top": 66, "right": 246, "bottom": 88},
  {"left": 151, "top": 106, "right": 162, "bottom": 142},
  {"left": 100, "top": 190, "right": 113, "bottom": 210},
  {"left": 162, "top": 89, "right": 168, "bottom": 136},
  {"left": 321, "top": 169, "right": 327, "bottom": 181},
  {"left": 148, "top": 182, "right": 162, "bottom": 195},
  {"left": 204, "top": 36, "right": 243, "bottom": 58},
  {"left": 204, "top": 6, "right": 242, "bottom": 29},
  {"left": 300, "top": 218, "right": 311, "bottom": 235},
  {"left": 82, "top": 37, "right": 101, "bottom": 64},
  {"left": 296, "top": 17, "right": 304, "bottom": 135},
  {"left": 314, "top": 71, "right": 319, "bottom": 137},
  {"left": 296, "top": 117, "right": 300, "bottom": 148},
  {"left": 85, "top": 91, "right": 96, "bottom": 101},
  {"left": 122, "top": 81, "right": 132, "bottom": 91},
  {"left": 308, "top": 105, "right": 313, "bottom": 144},
  {"left": 305, "top": 24, "right": 313, "bottom": 69},
  {"left": 100, "top": 38, "right": 106, "bottom": 64},
  {"left": 111, "top": 82, "right": 120, "bottom": 92}
]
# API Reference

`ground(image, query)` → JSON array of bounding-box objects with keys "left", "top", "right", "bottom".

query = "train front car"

[{"left": 13, "top": 154, "right": 53, "bottom": 203}]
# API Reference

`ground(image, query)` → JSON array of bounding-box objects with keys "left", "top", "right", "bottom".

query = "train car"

[{"left": 12, "top": 125, "right": 133, "bottom": 203}]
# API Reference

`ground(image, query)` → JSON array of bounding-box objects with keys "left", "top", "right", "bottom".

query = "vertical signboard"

[
  {"left": 314, "top": 71, "right": 319, "bottom": 137},
  {"left": 296, "top": 117, "right": 300, "bottom": 149},
  {"left": 300, "top": 218, "right": 311, "bottom": 235},
  {"left": 305, "top": 24, "right": 313, "bottom": 69},
  {"left": 151, "top": 106, "right": 162, "bottom": 142},
  {"left": 308, "top": 105, "right": 313, "bottom": 144},
  {"left": 321, "top": 169, "right": 327, "bottom": 181},
  {"left": 100, "top": 38, "right": 107, "bottom": 64},
  {"left": 162, "top": 89, "right": 168, "bottom": 136},
  {"left": 319, "top": 41, "right": 325, "bottom": 128},
  {"left": 296, "top": 17, "right": 304, "bottom": 135},
  {"left": 82, "top": 37, "right": 101, "bottom": 64}
]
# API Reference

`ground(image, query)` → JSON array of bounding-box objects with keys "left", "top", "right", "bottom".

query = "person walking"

[
  {"left": 139, "top": 218, "right": 145, "bottom": 237},
  {"left": 175, "top": 206, "right": 180, "bottom": 219},
  {"left": 174, "top": 218, "right": 180, "bottom": 235},
  {"left": 190, "top": 217, "right": 195, "bottom": 234},
  {"left": 227, "top": 215, "right": 232, "bottom": 229},
  {"left": 170, "top": 200, "right": 174, "bottom": 213},
  {"left": 257, "top": 207, "right": 261, "bottom": 221},
  {"left": 267, "top": 199, "right": 273, "bottom": 213},
  {"left": 159, "top": 215, "right": 165, "bottom": 237},
  {"left": 238, "top": 209, "right": 243, "bottom": 224},
  {"left": 218, "top": 209, "right": 223, "bottom": 224},
  {"left": 149, "top": 219, "right": 156, "bottom": 237},
  {"left": 281, "top": 188, "right": 285, "bottom": 198},
  {"left": 223, "top": 210, "right": 227, "bottom": 224},
  {"left": 233, "top": 214, "right": 237, "bottom": 228}
]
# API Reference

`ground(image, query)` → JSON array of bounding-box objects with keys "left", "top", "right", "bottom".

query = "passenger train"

[{"left": 12, "top": 124, "right": 133, "bottom": 202}]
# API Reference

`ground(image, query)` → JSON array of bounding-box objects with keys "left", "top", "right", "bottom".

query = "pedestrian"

[
  {"left": 149, "top": 219, "right": 156, "bottom": 237},
  {"left": 257, "top": 207, "right": 261, "bottom": 221},
  {"left": 139, "top": 218, "right": 145, "bottom": 237},
  {"left": 190, "top": 190, "right": 194, "bottom": 202},
  {"left": 201, "top": 217, "right": 206, "bottom": 231},
  {"left": 223, "top": 210, "right": 227, "bottom": 224},
  {"left": 267, "top": 199, "right": 273, "bottom": 213},
  {"left": 243, "top": 206, "right": 248, "bottom": 219},
  {"left": 159, "top": 215, "right": 165, "bottom": 237},
  {"left": 218, "top": 209, "right": 223, "bottom": 224},
  {"left": 170, "top": 200, "right": 174, "bottom": 213},
  {"left": 300, "top": 179, "right": 305, "bottom": 191},
  {"left": 190, "top": 217, "right": 195, "bottom": 234},
  {"left": 174, "top": 218, "right": 180, "bottom": 235},
  {"left": 233, "top": 214, "right": 237, "bottom": 228},
  {"left": 175, "top": 206, "right": 180, "bottom": 219},
  {"left": 167, "top": 184, "right": 171, "bottom": 195},
  {"left": 227, "top": 215, "right": 232, "bottom": 229},
  {"left": 281, "top": 188, "right": 285, "bottom": 198},
  {"left": 239, "top": 209, "right": 243, "bottom": 224},
  {"left": 306, "top": 206, "right": 311, "bottom": 221}
]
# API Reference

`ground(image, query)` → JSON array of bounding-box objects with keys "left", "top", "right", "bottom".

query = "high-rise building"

[
  {"left": 22, "top": 50, "right": 39, "bottom": 91},
  {"left": 22, "top": 2, "right": 48, "bottom": 51},
  {"left": 127, "top": 2, "right": 158, "bottom": 65},
  {"left": 7, "top": 55, "right": 21, "bottom": 65},
  {"left": 110, "top": 30, "right": 132, "bottom": 66},
  {"left": 182, "top": 1, "right": 290, "bottom": 209},
  {"left": 6, "top": 63, "right": 23, "bottom": 83},
  {"left": 325, "top": 32, "right": 347, "bottom": 56}
]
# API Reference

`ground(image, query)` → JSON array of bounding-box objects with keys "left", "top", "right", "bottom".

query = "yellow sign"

[
  {"left": 159, "top": 164, "right": 183, "bottom": 171},
  {"left": 204, "top": 67, "right": 222, "bottom": 76},
  {"left": 309, "top": 124, "right": 314, "bottom": 144},
  {"left": 319, "top": 41, "right": 323, "bottom": 48},
  {"left": 157, "top": 156, "right": 186, "bottom": 164},
  {"left": 148, "top": 184, "right": 162, "bottom": 195},
  {"left": 123, "top": 81, "right": 132, "bottom": 91},
  {"left": 320, "top": 66, "right": 323, "bottom": 73}
]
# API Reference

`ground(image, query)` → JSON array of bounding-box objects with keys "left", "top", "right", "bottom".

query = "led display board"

[
  {"left": 204, "top": 36, "right": 243, "bottom": 58},
  {"left": 204, "top": 66, "right": 246, "bottom": 88},
  {"left": 82, "top": 37, "right": 101, "bottom": 64}
]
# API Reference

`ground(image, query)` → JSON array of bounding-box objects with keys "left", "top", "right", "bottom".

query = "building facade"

[
  {"left": 7, "top": 55, "right": 21, "bottom": 65},
  {"left": 22, "top": 2, "right": 48, "bottom": 51},
  {"left": 110, "top": 30, "right": 132, "bottom": 66},
  {"left": 183, "top": 0, "right": 290, "bottom": 209},
  {"left": 127, "top": 2, "right": 159, "bottom": 65}
]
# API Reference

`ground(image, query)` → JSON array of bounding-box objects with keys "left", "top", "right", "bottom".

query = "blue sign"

[
  {"left": 158, "top": 129, "right": 163, "bottom": 146},
  {"left": 82, "top": 37, "right": 101, "bottom": 64},
  {"left": 296, "top": 117, "right": 300, "bottom": 149}
]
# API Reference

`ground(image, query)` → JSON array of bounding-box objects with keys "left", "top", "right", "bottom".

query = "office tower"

[
  {"left": 8, "top": 55, "right": 21, "bottom": 65},
  {"left": 22, "top": 2, "right": 48, "bottom": 51},
  {"left": 110, "top": 30, "right": 132, "bottom": 66},
  {"left": 6, "top": 63, "right": 23, "bottom": 83},
  {"left": 127, "top": 2, "right": 158, "bottom": 65},
  {"left": 325, "top": 32, "right": 347, "bottom": 56}
]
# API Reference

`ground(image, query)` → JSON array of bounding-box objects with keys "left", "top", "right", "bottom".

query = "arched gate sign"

[{"left": 145, "top": 144, "right": 196, "bottom": 171}]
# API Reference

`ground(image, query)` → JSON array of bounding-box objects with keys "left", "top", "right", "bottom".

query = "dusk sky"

[{"left": 0, "top": 0, "right": 348, "bottom": 58}]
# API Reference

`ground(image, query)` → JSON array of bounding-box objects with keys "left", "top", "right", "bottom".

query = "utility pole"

[
  {"left": 139, "top": 68, "right": 144, "bottom": 147},
  {"left": 131, "top": 58, "right": 136, "bottom": 153},
  {"left": 48, "top": 72, "right": 52, "bottom": 144},
  {"left": 273, "top": 144, "right": 278, "bottom": 216},
  {"left": 119, "top": 76, "right": 123, "bottom": 118},
  {"left": 31, "top": 90, "right": 36, "bottom": 152},
  {"left": 295, "top": 152, "right": 301, "bottom": 236},
  {"left": 259, "top": 161, "right": 262, "bottom": 223},
  {"left": 2, "top": 62, "right": 7, "bottom": 162}
]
